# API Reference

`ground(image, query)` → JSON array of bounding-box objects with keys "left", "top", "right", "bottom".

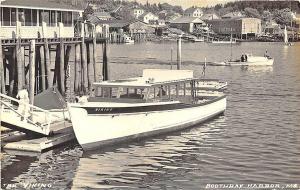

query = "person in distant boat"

[
  {"left": 245, "top": 54, "right": 248, "bottom": 62},
  {"left": 264, "top": 50, "right": 269, "bottom": 58},
  {"left": 241, "top": 54, "right": 245, "bottom": 62},
  {"left": 16, "top": 85, "right": 30, "bottom": 121}
]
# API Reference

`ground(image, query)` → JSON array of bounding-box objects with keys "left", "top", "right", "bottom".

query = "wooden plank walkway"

[{"left": 1, "top": 121, "right": 76, "bottom": 153}]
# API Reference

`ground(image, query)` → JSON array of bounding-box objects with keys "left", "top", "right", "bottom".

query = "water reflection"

[
  {"left": 1, "top": 146, "right": 82, "bottom": 189},
  {"left": 240, "top": 66, "right": 273, "bottom": 74},
  {"left": 71, "top": 117, "right": 226, "bottom": 189}
]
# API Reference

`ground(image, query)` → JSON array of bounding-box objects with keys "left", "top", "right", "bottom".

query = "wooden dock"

[
  {"left": 0, "top": 35, "right": 108, "bottom": 102},
  {"left": 0, "top": 34, "right": 109, "bottom": 152},
  {"left": 1, "top": 121, "right": 75, "bottom": 152}
]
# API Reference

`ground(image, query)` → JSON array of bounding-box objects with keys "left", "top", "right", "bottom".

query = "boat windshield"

[{"left": 93, "top": 79, "right": 203, "bottom": 103}]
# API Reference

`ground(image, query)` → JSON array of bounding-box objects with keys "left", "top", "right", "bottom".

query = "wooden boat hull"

[{"left": 68, "top": 96, "right": 226, "bottom": 150}]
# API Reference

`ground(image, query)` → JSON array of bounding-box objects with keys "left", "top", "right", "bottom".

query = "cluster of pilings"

[{"left": 0, "top": 36, "right": 108, "bottom": 103}]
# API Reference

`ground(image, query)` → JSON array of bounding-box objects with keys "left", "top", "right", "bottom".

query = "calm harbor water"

[{"left": 1, "top": 42, "right": 300, "bottom": 189}]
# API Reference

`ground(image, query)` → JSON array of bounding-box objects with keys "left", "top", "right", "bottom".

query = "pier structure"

[{"left": 0, "top": 34, "right": 108, "bottom": 102}]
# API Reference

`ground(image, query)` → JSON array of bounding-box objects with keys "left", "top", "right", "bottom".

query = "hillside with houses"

[
  {"left": 77, "top": 0, "right": 300, "bottom": 43},
  {"left": 0, "top": 0, "right": 299, "bottom": 42}
]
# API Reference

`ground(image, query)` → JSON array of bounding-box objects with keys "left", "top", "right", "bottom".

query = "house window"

[
  {"left": 43, "top": 10, "right": 50, "bottom": 26},
  {"left": 57, "top": 11, "right": 62, "bottom": 24},
  {"left": 39, "top": 10, "right": 42, "bottom": 25},
  {"left": 24, "top": 9, "right": 32, "bottom": 26},
  {"left": 32, "top": 9, "right": 37, "bottom": 26},
  {"left": 18, "top": 9, "right": 25, "bottom": 26},
  {"left": 62, "top": 11, "right": 72, "bottom": 27},
  {"left": 11, "top": 8, "right": 17, "bottom": 26},
  {"left": 39, "top": 10, "right": 50, "bottom": 26},
  {"left": 2, "top": 7, "right": 11, "bottom": 26},
  {"left": 50, "top": 11, "right": 56, "bottom": 26}
]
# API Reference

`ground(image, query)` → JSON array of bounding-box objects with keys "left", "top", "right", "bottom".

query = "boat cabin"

[
  {"left": 0, "top": 0, "right": 83, "bottom": 38},
  {"left": 90, "top": 69, "right": 225, "bottom": 104}
]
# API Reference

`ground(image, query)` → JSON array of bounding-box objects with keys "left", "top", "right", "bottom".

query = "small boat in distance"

[
  {"left": 210, "top": 38, "right": 237, "bottom": 44},
  {"left": 284, "top": 25, "right": 294, "bottom": 46},
  {"left": 191, "top": 37, "right": 205, "bottom": 42},
  {"left": 124, "top": 36, "right": 134, "bottom": 44},
  {"left": 213, "top": 53, "right": 274, "bottom": 66},
  {"left": 68, "top": 69, "right": 227, "bottom": 150}
]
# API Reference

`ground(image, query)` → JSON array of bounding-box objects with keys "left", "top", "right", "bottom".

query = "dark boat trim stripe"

[{"left": 77, "top": 95, "right": 226, "bottom": 115}]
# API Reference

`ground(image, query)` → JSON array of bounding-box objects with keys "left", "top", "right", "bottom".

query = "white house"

[
  {"left": 201, "top": 13, "right": 220, "bottom": 21},
  {"left": 183, "top": 7, "right": 203, "bottom": 18},
  {"left": 170, "top": 17, "right": 205, "bottom": 33},
  {"left": 138, "top": 12, "right": 158, "bottom": 24},
  {"left": 130, "top": 7, "right": 144, "bottom": 19},
  {"left": 0, "top": 0, "right": 83, "bottom": 38}
]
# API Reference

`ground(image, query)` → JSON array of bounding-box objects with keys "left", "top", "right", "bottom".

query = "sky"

[{"left": 131, "top": 0, "right": 236, "bottom": 9}]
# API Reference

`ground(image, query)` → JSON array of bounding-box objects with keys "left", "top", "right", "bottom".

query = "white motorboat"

[
  {"left": 214, "top": 54, "right": 274, "bottom": 66},
  {"left": 211, "top": 40, "right": 237, "bottom": 44},
  {"left": 124, "top": 36, "right": 134, "bottom": 44},
  {"left": 68, "top": 69, "right": 227, "bottom": 150},
  {"left": 191, "top": 37, "right": 204, "bottom": 42}
]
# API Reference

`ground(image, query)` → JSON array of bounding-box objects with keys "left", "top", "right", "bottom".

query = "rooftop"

[
  {"left": 170, "top": 16, "right": 204, "bottom": 24},
  {"left": 94, "top": 69, "right": 195, "bottom": 88},
  {"left": 184, "top": 6, "right": 202, "bottom": 14},
  {"left": 222, "top": 12, "right": 244, "bottom": 19},
  {"left": 0, "top": 0, "right": 83, "bottom": 11}
]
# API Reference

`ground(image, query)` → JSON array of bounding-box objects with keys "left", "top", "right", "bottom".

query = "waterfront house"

[
  {"left": 263, "top": 21, "right": 281, "bottom": 35},
  {"left": 138, "top": 12, "right": 158, "bottom": 24},
  {"left": 130, "top": 7, "right": 145, "bottom": 19},
  {"left": 221, "top": 12, "right": 244, "bottom": 19},
  {"left": 169, "top": 17, "right": 205, "bottom": 33},
  {"left": 95, "top": 19, "right": 154, "bottom": 37},
  {"left": 158, "top": 10, "right": 168, "bottom": 20},
  {"left": 93, "top": 10, "right": 113, "bottom": 21},
  {"left": 201, "top": 13, "right": 220, "bottom": 21},
  {"left": 183, "top": 6, "right": 203, "bottom": 18},
  {"left": 206, "top": 18, "right": 262, "bottom": 39},
  {"left": 0, "top": 0, "right": 83, "bottom": 38},
  {"left": 166, "top": 13, "right": 182, "bottom": 23}
]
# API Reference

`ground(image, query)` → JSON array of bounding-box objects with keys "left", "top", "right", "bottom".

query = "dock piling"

[
  {"left": 39, "top": 44, "right": 46, "bottom": 91},
  {"left": 74, "top": 43, "right": 81, "bottom": 93},
  {"left": 177, "top": 36, "right": 182, "bottom": 70},
  {"left": 81, "top": 38, "right": 88, "bottom": 93},
  {"left": 59, "top": 39, "right": 65, "bottom": 95},
  {"left": 0, "top": 40, "right": 5, "bottom": 94},
  {"left": 16, "top": 38, "right": 24, "bottom": 91},
  {"left": 9, "top": 47, "right": 16, "bottom": 96},
  {"left": 44, "top": 40, "right": 52, "bottom": 88},
  {"left": 29, "top": 40, "right": 36, "bottom": 108}
]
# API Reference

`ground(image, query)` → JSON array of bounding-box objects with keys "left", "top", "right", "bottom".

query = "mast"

[
  {"left": 230, "top": 28, "right": 233, "bottom": 61},
  {"left": 284, "top": 25, "right": 288, "bottom": 44}
]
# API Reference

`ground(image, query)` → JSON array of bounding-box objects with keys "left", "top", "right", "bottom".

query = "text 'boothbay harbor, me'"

[{"left": 1, "top": 0, "right": 300, "bottom": 189}]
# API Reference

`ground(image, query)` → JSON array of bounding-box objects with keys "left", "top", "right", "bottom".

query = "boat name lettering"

[{"left": 95, "top": 108, "right": 113, "bottom": 112}]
